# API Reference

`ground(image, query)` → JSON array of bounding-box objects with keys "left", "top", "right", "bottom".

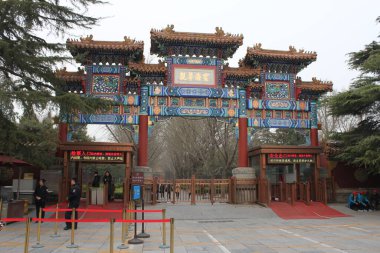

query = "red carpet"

[
  {"left": 46, "top": 200, "right": 124, "bottom": 220},
  {"left": 81, "top": 201, "right": 123, "bottom": 220},
  {"left": 270, "top": 201, "right": 349, "bottom": 220}
]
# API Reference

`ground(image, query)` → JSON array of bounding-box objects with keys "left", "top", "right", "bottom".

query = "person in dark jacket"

[
  {"left": 34, "top": 179, "right": 48, "bottom": 222},
  {"left": 103, "top": 171, "right": 112, "bottom": 201},
  {"left": 166, "top": 184, "right": 172, "bottom": 200},
  {"left": 369, "top": 189, "right": 379, "bottom": 210},
  {"left": 91, "top": 171, "right": 100, "bottom": 187},
  {"left": 160, "top": 184, "right": 165, "bottom": 199},
  {"left": 64, "top": 178, "right": 81, "bottom": 230}
]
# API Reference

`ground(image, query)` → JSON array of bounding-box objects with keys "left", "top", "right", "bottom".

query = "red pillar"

[
  {"left": 138, "top": 115, "right": 148, "bottom": 166},
  {"left": 58, "top": 123, "right": 67, "bottom": 143},
  {"left": 238, "top": 117, "right": 248, "bottom": 167},
  {"left": 57, "top": 123, "right": 67, "bottom": 158},
  {"left": 310, "top": 128, "right": 318, "bottom": 146}
]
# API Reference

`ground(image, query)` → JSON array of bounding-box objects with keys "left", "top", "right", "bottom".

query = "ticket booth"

[
  {"left": 59, "top": 142, "right": 135, "bottom": 205},
  {"left": 249, "top": 145, "right": 322, "bottom": 203}
]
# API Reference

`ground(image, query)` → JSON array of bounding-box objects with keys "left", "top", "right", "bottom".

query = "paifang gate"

[{"left": 57, "top": 25, "right": 333, "bottom": 205}]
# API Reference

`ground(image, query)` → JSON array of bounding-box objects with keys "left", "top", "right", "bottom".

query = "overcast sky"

[{"left": 70, "top": 0, "right": 379, "bottom": 141}]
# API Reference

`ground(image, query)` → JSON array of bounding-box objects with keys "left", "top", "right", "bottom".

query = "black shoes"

[{"left": 64, "top": 226, "right": 78, "bottom": 230}]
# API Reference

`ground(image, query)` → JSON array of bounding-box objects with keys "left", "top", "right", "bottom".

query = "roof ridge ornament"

[
  {"left": 253, "top": 43, "right": 262, "bottom": 50},
  {"left": 215, "top": 27, "right": 225, "bottom": 36},
  {"left": 164, "top": 24, "right": 175, "bottom": 33},
  {"left": 80, "top": 35, "right": 93, "bottom": 42},
  {"left": 289, "top": 45, "right": 296, "bottom": 53},
  {"left": 124, "top": 36, "right": 135, "bottom": 43}
]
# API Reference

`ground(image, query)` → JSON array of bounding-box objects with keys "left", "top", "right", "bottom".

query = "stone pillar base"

[
  {"left": 232, "top": 167, "right": 256, "bottom": 203},
  {"left": 232, "top": 167, "right": 256, "bottom": 179}
]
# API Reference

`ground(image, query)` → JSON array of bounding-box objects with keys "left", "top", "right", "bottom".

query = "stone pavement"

[{"left": 1, "top": 202, "right": 380, "bottom": 252}]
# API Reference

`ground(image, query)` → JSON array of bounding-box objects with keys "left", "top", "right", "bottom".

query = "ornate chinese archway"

[{"left": 57, "top": 26, "right": 332, "bottom": 201}]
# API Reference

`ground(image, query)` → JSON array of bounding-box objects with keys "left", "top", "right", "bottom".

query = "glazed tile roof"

[
  {"left": 67, "top": 35, "right": 144, "bottom": 52},
  {"left": 55, "top": 68, "right": 84, "bottom": 82},
  {"left": 223, "top": 66, "right": 260, "bottom": 79},
  {"left": 296, "top": 77, "right": 333, "bottom": 92},
  {"left": 150, "top": 25, "right": 243, "bottom": 58},
  {"left": 245, "top": 43, "right": 317, "bottom": 65},
  {"left": 128, "top": 62, "right": 166, "bottom": 74}
]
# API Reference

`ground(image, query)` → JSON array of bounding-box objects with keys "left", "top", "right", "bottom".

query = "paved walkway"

[{"left": 1, "top": 203, "right": 380, "bottom": 252}]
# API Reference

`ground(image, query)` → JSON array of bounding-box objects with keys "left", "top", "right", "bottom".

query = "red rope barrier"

[
  {"left": 76, "top": 209, "right": 122, "bottom": 213},
  {"left": 116, "top": 219, "right": 171, "bottom": 223},
  {"left": 30, "top": 218, "right": 170, "bottom": 223},
  {"left": 127, "top": 210, "right": 162, "bottom": 213},
  {"left": 1, "top": 218, "right": 27, "bottom": 222},
  {"left": 43, "top": 208, "right": 71, "bottom": 212},
  {"left": 43, "top": 208, "right": 162, "bottom": 213}
]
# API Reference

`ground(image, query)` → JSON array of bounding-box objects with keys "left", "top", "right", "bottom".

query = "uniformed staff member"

[
  {"left": 34, "top": 179, "right": 48, "bottom": 222},
  {"left": 64, "top": 178, "right": 80, "bottom": 230}
]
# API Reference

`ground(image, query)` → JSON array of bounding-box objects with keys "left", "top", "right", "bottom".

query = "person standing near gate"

[
  {"left": 160, "top": 184, "right": 165, "bottom": 199},
  {"left": 34, "top": 179, "right": 48, "bottom": 222},
  {"left": 91, "top": 171, "right": 100, "bottom": 187},
  {"left": 175, "top": 184, "right": 180, "bottom": 200},
  {"left": 166, "top": 184, "right": 171, "bottom": 200},
  {"left": 64, "top": 178, "right": 80, "bottom": 230},
  {"left": 103, "top": 170, "right": 113, "bottom": 201}
]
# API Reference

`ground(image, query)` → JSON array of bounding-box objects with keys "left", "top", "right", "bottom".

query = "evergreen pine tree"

[
  {"left": 329, "top": 17, "right": 380, "bottom": 174},
  {"left": 0, "top": 0, "right": 105, "bottom": 155}
]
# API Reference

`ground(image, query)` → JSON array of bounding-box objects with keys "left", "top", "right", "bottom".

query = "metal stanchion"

[
  {"left": 24, "top": 218, "right": 31, "bottom": 253},
  {"left": 117, "top": 208, "right": 128, "bottom": 249},
  {"left": 110, "top": 218, "right": 115, "bottom": 253},
  {"left": 159, "top": 209, "right": 169, "bottom": 249},
  {"left": 127, "top": 201, "right": 143, "bottom": 244},
  {"left": 170, "top": 218, "right": 174, "bottom": 253},
  {"left": 66, "top": 208, "right": 78, "bottom": 248},
  {"left": 50, "top": 203, "right": 60, "bottom": 238},
  {"left": 137, "top": 198, "right": 150, "bottom": 238},
  {"left": 32, "top": 208, "right": 44, "bottom": 248},
  {"left": 128, "top": 202, "right": 133, "bottom": 232}
]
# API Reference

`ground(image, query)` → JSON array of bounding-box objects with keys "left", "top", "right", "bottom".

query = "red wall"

[{"left": 333, "top": 162, "right": 380, "bottom": 188}]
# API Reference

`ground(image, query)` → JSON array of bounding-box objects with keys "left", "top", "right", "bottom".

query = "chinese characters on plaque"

[
  {"left": 173, "top": 67, "right": 215, "bottom": 86},
  {"left": 69, "top": 150, "right": 124, "bottom": 162},
  {"left": 267, "top": 153, "right": 315, "bottom": 164}
]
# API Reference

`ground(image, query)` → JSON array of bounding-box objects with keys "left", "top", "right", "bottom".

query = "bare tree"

[{"left": 318, "top": 93, "right": 359, "bottom": 143}]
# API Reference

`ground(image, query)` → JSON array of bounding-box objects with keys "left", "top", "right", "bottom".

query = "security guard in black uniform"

[{"left": 64, "top": 178, "right": 81, "bottom": 230}]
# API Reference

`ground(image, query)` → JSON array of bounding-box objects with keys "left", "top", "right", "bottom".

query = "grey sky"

[{"left": 71, "top": 0, "right": 379, "bottom": 140}]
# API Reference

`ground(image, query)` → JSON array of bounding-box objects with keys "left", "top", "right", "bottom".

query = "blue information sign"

[{"left": 132, "top": 185, "right": 141, "bottom": 200}]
